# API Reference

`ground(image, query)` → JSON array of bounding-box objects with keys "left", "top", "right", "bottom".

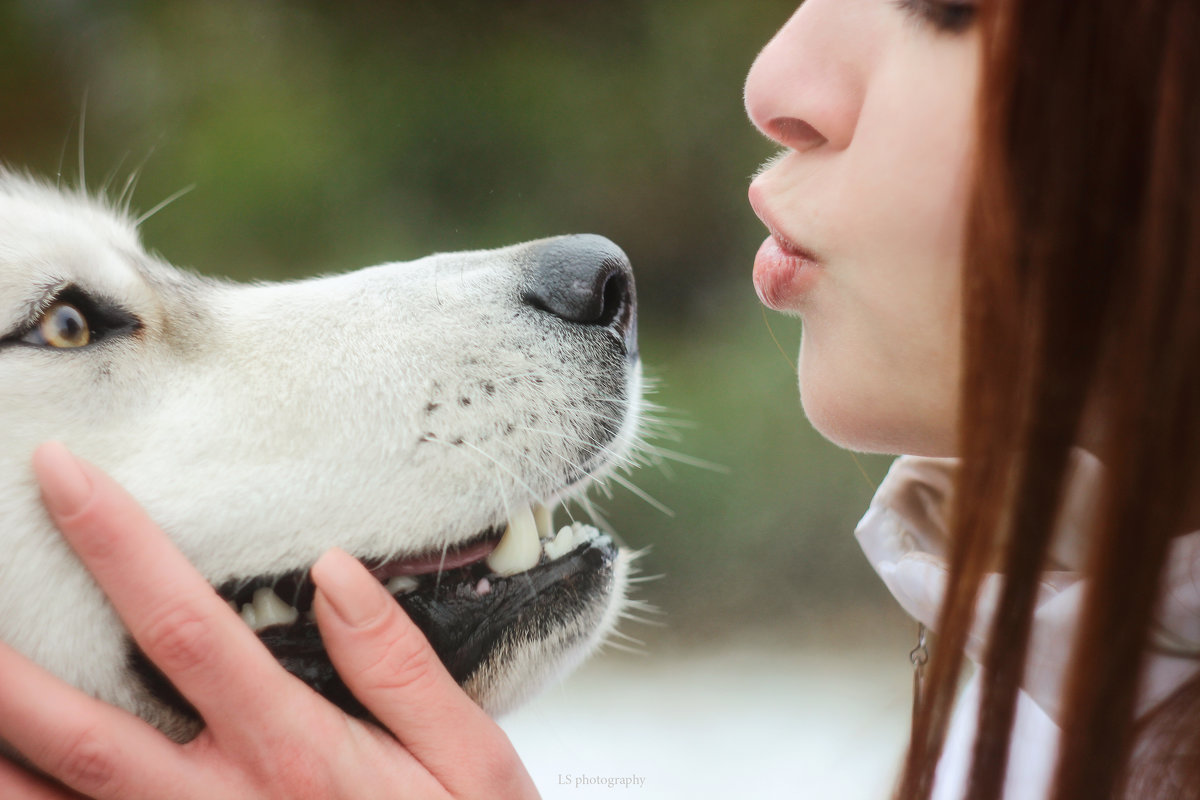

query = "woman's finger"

[
  {"left": 31, "top": 442, "right": 308, "bottom": 744},
  {"left": 311, "top": 549, "right": 538, "bottom": 798},
  {"left": 0, "top": 640, "right": 193, "bottom": 800},
  {"left": 0, "top": 755, "right": 80, "bottom": 800}
]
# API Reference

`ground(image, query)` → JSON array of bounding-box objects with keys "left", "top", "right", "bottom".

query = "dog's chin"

[{"left": 129, "top": 524, "right": 628, "bottom": 741}]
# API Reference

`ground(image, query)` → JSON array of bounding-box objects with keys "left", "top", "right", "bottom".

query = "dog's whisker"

[
  {"left": 514, "top": 425, "right": 640, "bottom": 473},
  {"left": 55, "top": 125, "right": 71, "bottom": 189},
  {"left": 420, "top": 434, "right": 545, "bottom": 509},
  {"left": 486, "top": 438, "right": 580, "bottom": 525},
  {"left": 622, "top": 599, "right": 664, "bottom": 614},
  {"left": 433, "top": 540, "right": 450, "bottom": 596},
  {"left": 639, "top": 445, "right": 729, "bottom": 474},
  {"left": 117, "top": 167, "right": 143, "bottom": 214},
  {"left": 456, "top": 438, "right": 545, "bottom": 508},
  {"left": 538, "top": 403, "right": 681, "bottom": 439},
  {"left": 133, "top": 183, "right": 195, "bottom": 227},
  {"left": 491, "top": 367, "right": 631, "bottom": 384},
  {"left": 576, "top": 494, "right": 614, "bottom": 535},
  {"left": 77, "top": 89, "right": 88, "bottom": 190},
  {"left": 606, "top": 628, "right": 645, "bottom": 646},
  {"left": 616, "top": 612, "right": 664, "bottom": 628},
  {"left": 99, "top": 152, "right": 131, "bottom": 199},
  {"left": 539, "top": 448, "right": 622, "bottom": 505},
  {"left": 540, "top": 406, "right": 628, "bottom": 426},
  {"left": 288, "top": 576, "right": 308, "bottom": 611},
  {"left": 116, "top": 145, "right": 157, "bottom": 213},
  {"left": 596, "top": 477, "right": 616, "bottom": 501},
  {"left": 590, "top": 459, "right": 674, "bottom": 517},
  {"left": 598, "top": 639, "right": 646, "bottom": 656}
]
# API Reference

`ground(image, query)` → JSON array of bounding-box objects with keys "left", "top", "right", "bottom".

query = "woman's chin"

[{"left": 798, "top": 374, "right": 958, "bottom": 458}]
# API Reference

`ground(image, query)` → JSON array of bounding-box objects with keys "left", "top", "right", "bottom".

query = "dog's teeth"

[
  {"left": 543, "top": 525, "right": 578, "bottom": 560},
  {"left": 251, "top": 587, "right": 299, "bottom": 629},
  {"left": 533, "top": 503, "right": 554, "bottom": 540},
  {"left": 486, "top": 502, "right": 541, "bottom": 576},
  {"left": 386, "top": 575, "right": 419, "bottom": 595},
  {"left": 240, "top": 603, "right": 258, "bottom": 629}
]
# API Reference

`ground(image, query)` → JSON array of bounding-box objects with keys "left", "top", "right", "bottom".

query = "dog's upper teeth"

[
  {"left": 249, "top": 587, "right": 299, "bottom": 629},
  {"left": 486, "top": 502, "right": 542, "bottom": 576},
  {"left": 533, "top": 503, "right": 554, "bottom": 540}
]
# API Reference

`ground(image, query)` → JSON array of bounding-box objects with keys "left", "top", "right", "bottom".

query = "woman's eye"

[
  {"left": 894, "top": 0, "right": 978, "bottom": 34},
  {"left": 25, "top": 302, "right": 92, "bottom": 348}
]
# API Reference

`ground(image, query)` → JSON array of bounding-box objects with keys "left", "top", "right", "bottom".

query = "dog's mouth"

[{"left": 131, "top": 500, "right": 621, "bottom": 722}]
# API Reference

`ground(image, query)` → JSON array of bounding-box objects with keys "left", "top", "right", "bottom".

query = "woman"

[
  {"left": 747, "top": 0, "right": 1200, "bottom": 798},
  {"left": 745, "top": 0, "right": 1200, "bottom": 798},
  {"left": 3, "top": 1, "right": 1198, "bottom": 798}
]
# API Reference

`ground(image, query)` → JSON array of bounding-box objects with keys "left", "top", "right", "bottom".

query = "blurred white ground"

[{"left": 502, "top": 639, "right": 912, "bottom": 799}]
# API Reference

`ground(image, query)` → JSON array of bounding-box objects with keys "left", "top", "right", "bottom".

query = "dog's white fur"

[{"left": 0, "top": 170, "right": 641, "bottom": 739}]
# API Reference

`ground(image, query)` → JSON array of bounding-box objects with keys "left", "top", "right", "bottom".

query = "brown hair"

[{"left": 898, "top": 1, "right": 1200, "bottom": 799}]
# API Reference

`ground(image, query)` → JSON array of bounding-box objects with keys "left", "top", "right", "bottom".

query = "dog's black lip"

[
  {"left": 131, "top": 534, "right": 618, "bottom": 725},
  {"left": 268, "top": 537, "right": 614, "bottom": 681}
]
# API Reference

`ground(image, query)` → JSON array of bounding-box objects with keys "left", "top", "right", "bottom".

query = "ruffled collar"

[{"left": 854, "top": 452, "right": 1200, "bottom": 723}]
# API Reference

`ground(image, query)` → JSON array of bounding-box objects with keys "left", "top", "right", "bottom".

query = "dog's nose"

[{"left": 521, "top": 234, "right": 638, "bottom": 357}]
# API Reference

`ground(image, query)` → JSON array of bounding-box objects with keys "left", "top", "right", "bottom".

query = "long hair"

[{"left": 897, "top": 1, "right": 1200, "bottom": 799}]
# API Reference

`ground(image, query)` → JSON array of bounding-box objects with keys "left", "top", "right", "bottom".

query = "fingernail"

[
  {"left": 33, "top": 442, "right": 93, "bottom": 518},
  {"left": 311, "top": 548, "right": 389, "bottom": 627}
]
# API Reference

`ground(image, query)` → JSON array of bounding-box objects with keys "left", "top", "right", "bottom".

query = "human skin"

[
  {"left": 745, "top": 0, "right": 980, "bottom": 457},
  {"left": 0, "top": 443, "right": 538, "bottom": 799}
]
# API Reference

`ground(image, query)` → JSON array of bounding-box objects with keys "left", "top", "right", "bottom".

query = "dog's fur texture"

[{"left": 0, "top": 169, "right": 642, "bottom": 742}]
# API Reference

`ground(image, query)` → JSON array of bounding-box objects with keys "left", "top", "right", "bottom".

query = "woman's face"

[{"left": 745, "top": 0, "right": 980, "bottom": 456}]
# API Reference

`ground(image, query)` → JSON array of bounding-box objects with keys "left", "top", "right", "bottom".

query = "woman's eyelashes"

[{"left": 893, "top": 0, "right": 978, "bottom": 34}]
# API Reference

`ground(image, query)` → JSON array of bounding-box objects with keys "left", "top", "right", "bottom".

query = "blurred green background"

[{"left": 1, "top": 0, "right": 906, "bottom": 648}]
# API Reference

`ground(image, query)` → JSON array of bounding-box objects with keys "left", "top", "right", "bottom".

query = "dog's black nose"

[{"left": 521, "top": 234, "right": 637, "bottom": 357}]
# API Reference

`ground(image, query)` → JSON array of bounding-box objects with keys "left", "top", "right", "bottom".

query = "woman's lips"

[
  {"left": 753, "top": 231, "right": 821, "bottom": 311},
  {"left": 748, "top": 183, "right": 823, "bottom": 311}
]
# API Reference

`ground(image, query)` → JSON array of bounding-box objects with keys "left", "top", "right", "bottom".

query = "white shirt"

[{"left": 854, "top": 454, "right": 1200, "bottom": 799}]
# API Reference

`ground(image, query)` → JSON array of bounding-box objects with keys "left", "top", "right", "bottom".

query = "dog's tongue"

[{"left": 367, "top": 537, "right": 500, "bottom": 579}]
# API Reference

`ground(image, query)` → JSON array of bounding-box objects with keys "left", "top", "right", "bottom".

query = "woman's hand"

[{"left": 0, "top": 442, "right": 539, "bottom": 800}]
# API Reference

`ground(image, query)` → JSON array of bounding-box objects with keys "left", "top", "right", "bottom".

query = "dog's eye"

[{"left": 24, "top": 302, "right": 92, "bottom": 348}]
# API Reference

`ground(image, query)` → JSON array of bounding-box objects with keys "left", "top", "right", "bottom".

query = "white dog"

[{"left": 0, "top": 169, "right": 643, "bottom": 743}]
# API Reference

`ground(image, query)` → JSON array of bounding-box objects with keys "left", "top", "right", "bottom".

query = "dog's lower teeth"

[
  {"left": 240, "top": 603, "right": 258, "bottom": 629},
  {"left": 386, "top": 575, "right": 419, "bottom": 594},
  {"left": 543, "top": 525, "right": 578, "bottom": 560}
]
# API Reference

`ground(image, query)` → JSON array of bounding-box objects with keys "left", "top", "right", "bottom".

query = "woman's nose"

[{"left": 743, "top": 1, "right": 866, "bottom": 153}]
